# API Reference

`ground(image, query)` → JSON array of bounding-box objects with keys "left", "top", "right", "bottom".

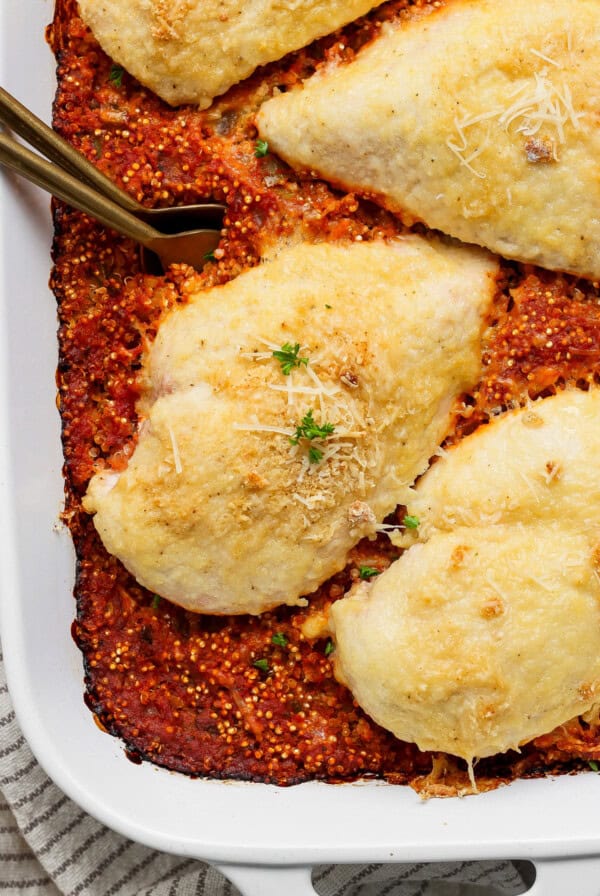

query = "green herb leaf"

[
  {"left": 308, "top": 445, "right": 324, "bottom": 464},
  {"left": 359, "top": 565, "right": 380, "bottom": 580},
  {"left": 151, "top": 594, "right": 161, "bottom": 609},
  {"left": 590, "top": 760, "right": 599, "bottom": 772},
  {"left": 271, "top": 632, "right": 288, "bottom": 648},
  {"left": 108, "top": 64, "right": 124, "bottom": 89},
  {"left": 403, "top": 514, "right": 420, "bottom": 529},
  {"left": 289, "top": 409, "right": 335, "bottom": 464},
  {"left": 325, "top": 303, "right": 332, "bottom": 309},
  {"left": 203, "top": 250, "right": 216, "bottom": 262},
  {"left": 324, "top": 639, "right": 335, "bottom": 657},
  {"left": 272, "top": 342, "right": 309, "bottom": 376},
  {"left": 290, "top": 409, "right": 335, "bottom": 447},
  {"left": 253, "top": 658, "right": 270, "bottom": 673},
  {"left": 255, "top": 139, "right": 269, "bottom": 158}
]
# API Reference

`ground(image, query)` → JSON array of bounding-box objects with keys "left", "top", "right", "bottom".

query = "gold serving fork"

[{"left": 0, "top": 86, "right": 225, "bottom": 273}]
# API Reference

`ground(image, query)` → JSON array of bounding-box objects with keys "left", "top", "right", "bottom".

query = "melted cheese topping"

[
  {"left": 257, "top": 0, "right": 600, "bottom": 279},
  {"left": 77, "top": 0, "right": 383, "bottom": 108},
  {"left": 83, "top": 237, "right": 498, "bottom": 615},
  {"left": 406, "top": 388, "right": 600, "bottom": 536},
  {"left": 330, "top": 522, "right": 600, "bottom": 763},
  {"left": 330, "top": 389, "right": 600, "bottom": 765}
]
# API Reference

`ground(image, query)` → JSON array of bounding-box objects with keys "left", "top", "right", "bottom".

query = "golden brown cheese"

[
  {"left": 330, "top": 389, "right": 600, "bottom": 765},
  {"left": 83, "top": 238, "right": 498, "bottom": 615},
  {"left": 406, "top": 388, "right": 600, "bottom": 538},
  {"left": 257, "top": 0, "right": 600, "bottom": 279},
  {"left": 330, "top": 523, "right": 600, "bottom": 764},
  {"left": 77, "top": 0, "right": 383, "bottom": 108}
]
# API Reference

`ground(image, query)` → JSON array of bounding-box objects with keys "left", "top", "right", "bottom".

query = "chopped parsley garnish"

[
  {"left": 403, "top": 514, "right": 420, "bottom": 529},
  {"left": 307, "top": 445, "right": 324, "bottom": 464},
  {"left": 324, "top": 639, "right": 335, "bottom": 657},
  {"left": 325, "top": 303, "right": 332, "bottom": 309},
  {"left": 203, "top": 250, "right": 216, "bottom": 262},
  {"left": 271, "top": 632, "right": 288, "bottom": 648},
  {"left": 150, "top": 594, "right": 161, "bottom": 609},
  {"left": 289, "top": 409, "right": 335, "bottom": 464},
  {"left": 590, "top": 760, "right": 599, "bottom": 772},
  {"left": 253, "top": 658, "right": 270, "bottom": 673},
  {"left": 255, "top": 139, "right": 269, "bottom": 157},
  {"left": 108, "top": 64, "right": 124, "bottom": 89},
  {"left": 359, "top": 565, "right": 380, "bottom": 580},
  {"left": 272, "top": 342, "right": 309, "bottom": 376}
]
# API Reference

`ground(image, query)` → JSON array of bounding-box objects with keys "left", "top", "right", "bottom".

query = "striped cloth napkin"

[{"left": 0, "top": 644, "right": 531, "bottom": 896}]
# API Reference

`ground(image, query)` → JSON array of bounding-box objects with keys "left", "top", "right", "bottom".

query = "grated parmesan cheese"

[
  {"left": 233, "top": 334, "right": 376, "bottom": 525},
  {"left": 166, "top": 422, "right": 183, "bottom": 474},
  {"left": 446, "top": 55, "right": 584, "bottom": 176}
]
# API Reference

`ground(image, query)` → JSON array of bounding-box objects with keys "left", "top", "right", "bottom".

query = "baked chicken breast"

[
  {"left": 406, "top": 387, "right": 600, "bottom": 537},
  {"left": 330, "top": 522, "right": 600, "bottom": 765},
  {"left": 330, "top": 389, "right": 600, "bottom": 766},
  {"left": 257, "top": 0, "right": 600, "bottom": 280},
  {"left": 83, "top": 238, "right": 498, "bottom": 615},
  {"left": 78, "top": 0, "right": 383, "bottom": 108}
]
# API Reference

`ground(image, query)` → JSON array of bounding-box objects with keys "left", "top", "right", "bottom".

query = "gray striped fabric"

[{"left": 0, "top": 643, "right": 530, "bottom": 896}]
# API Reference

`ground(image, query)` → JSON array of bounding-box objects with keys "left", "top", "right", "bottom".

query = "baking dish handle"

[
  {"left": 217, "top": 858, "right": 600, "bottom": 896},
  {"left": 215, "top": 863, "right": 315, "bottom": 895},
  {"left": 530, "top": 856, "right": 600, "bottom": 895}
]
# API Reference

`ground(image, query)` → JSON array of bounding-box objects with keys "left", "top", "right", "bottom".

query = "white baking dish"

[{"left": 2, "top": 2, "right": 600, "bottom": 894}]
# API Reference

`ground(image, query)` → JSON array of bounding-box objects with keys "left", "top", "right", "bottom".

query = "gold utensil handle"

[
  {"left": 0, "top": 85, "right": 143, "bottom": 213},
  {"left": 0, "top": 130, "right": 159, "bottom": 246}
]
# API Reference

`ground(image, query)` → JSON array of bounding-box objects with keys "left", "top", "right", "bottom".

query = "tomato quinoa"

[{"left": 49, "top": 0, "right": 600, "bottom": 794}]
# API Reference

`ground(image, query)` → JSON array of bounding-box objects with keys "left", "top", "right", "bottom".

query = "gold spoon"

[{"left": 0, "top": 86, "right": 226, "bottom": 273}]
